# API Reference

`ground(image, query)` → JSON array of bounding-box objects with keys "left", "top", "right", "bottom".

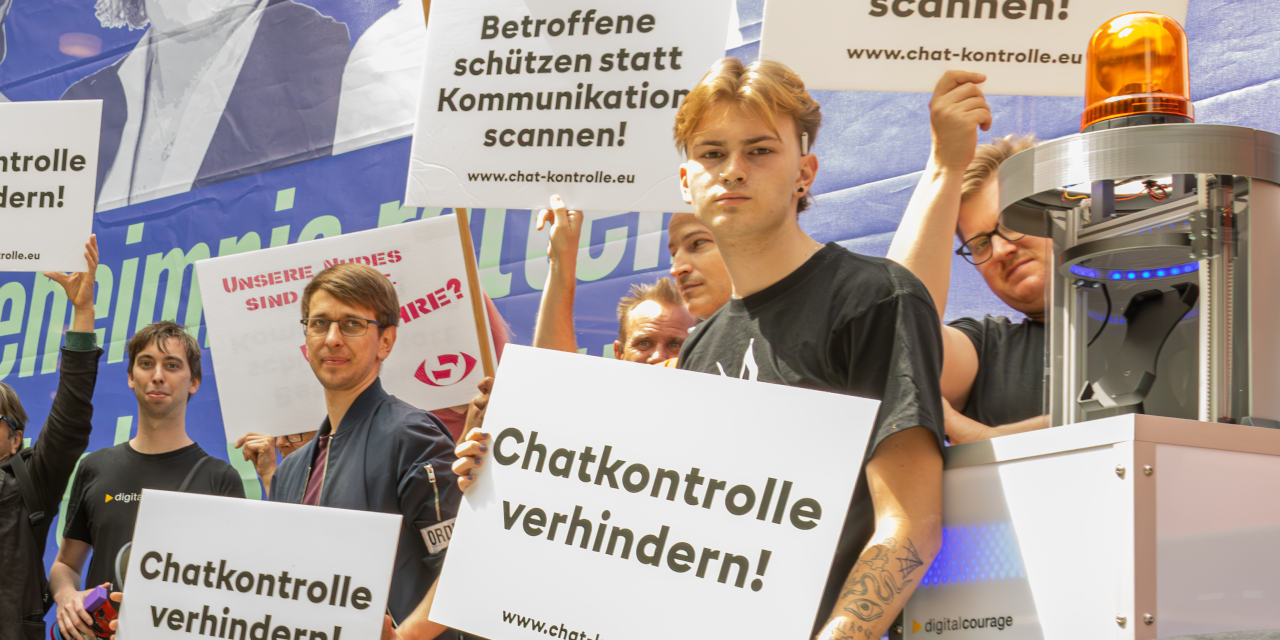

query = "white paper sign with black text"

[
  {"left": 0, "top": 100, "right": 101, "bottom": 272},
  {"left": 430, "top": 345, "right": 878, "bottom": 639},
  {"left": 117, "top": 491, "right": 397, "bottom": 640},
  {"left": 760, "top": 0, "right": 1189, "bottom": 96},
  {"left": 405, "top": 0, "right": 731, "bottom": 212},
  {"left": 196, "top": 215, "right": 494, "bottom": 442}
]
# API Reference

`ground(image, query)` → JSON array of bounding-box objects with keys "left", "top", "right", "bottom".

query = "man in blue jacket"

[{"left": 270, "top": 263, "right": 461, "bottom": 640}]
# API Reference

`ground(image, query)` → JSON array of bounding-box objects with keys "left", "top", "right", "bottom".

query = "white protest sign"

[
  {"left": 430, "top": 345, "right": 878, "bottom": 639},
  {"left": 405, "top": 0, "right": 732, "bottom": 212},
  {"left": 117, "top": 490, "right": 397, "bottom": 640},
  {"left": 196, "top": 215, "right": 494, "bottom": 442},
  {"left": 0, "top": 100, "right": 101, "bottom": 271},
  {"left": 760, "top": 0, "right": 1189, "bottom": 96}
]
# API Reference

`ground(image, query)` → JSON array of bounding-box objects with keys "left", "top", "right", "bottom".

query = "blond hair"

[
  {"left": 302, "top": 263, "right": 401, "bottom": 329},
  {"left": 962, "top": 134, "right": 1039, "bottom": 202},
  {"left": 616, "top": 277, "right": 684, "bottom": 344},
  {"left": 674, "top": 58, "right": 823, "bottom": 213}
]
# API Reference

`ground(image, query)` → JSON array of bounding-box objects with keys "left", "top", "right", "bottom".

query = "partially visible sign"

[
  {"left": 430, "top": 345, "right": 879, "bottom": 639},
  {"left": 405, "top": 0, "right": 732, "bottom": 212},
  {"left": 196, "top": 214, "right": 494, "bottom": 441},
  {"left": 759, "top": 0, "right": 1189, "bottom": 96},
  {"left": 0, "top": 100, "right": 101, "bottom": 271},
  {"left": 118, "top": 491, "right": 398, "bottom": 640}
]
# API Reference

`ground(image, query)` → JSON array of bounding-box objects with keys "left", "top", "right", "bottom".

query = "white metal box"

[{"left": 903, "top": 415, "right": 1280, "bottom": 639}]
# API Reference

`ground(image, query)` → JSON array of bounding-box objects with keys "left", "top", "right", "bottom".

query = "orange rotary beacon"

[{"left": 1081, "top": 12, "right": 1193, "bottom": 132}]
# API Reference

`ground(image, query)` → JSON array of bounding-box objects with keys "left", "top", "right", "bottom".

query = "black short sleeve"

[
  {"left": 854, "top": 287, "right": 947, "bottom": 457},
  {"left": 218, "top": 465, "right": 247, "bottom": 499},
  {"left": 946, "top": 316, "right": 984, "bottom": 353},
  {"left": 62, "top": 464, "right": 94, "bottom": 544}
]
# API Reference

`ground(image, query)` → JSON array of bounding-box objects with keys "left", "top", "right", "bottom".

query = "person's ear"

[
  {"left": 8, "top": 431, "right": 21, "bottom": 456},
  {"left": 188, "top": 377, "right": 201, "bottom": 396},
  {"left": 613, "top": 340, "right": 624, "bottom": 359},
  {"left": 796, "top": 150, "right": 819, "bottom": 195},
  {"left": 379, "top": 326, "right": 397, "bottom": 361},
  {"left": 679, "top": 163, "right": 694, "bottom": 205},
  {"left": 126, "top": 365, "right": 135, "bottom": 389}
]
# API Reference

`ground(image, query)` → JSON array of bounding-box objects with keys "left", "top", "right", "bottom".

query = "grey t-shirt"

[{"left": 947, "top": 315, "right": 1045, "bottom": 427}]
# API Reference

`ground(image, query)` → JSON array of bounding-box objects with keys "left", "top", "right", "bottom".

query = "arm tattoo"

[{"left": 836, "top": 537, "right": 922, "bottom": 637}]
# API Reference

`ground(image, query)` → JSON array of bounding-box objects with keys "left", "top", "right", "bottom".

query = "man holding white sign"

[
  {"left": 673, "top": 58, "right": 945, "bottom": 640},
  {"left": 269, "top": 263, "right": 461, "bottom": 640}
]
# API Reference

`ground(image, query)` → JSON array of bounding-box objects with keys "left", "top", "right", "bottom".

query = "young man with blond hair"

[
  {"left": 455, "top": 59, "right": 944, "bottom": 640},
  {"left": 268, "top": 262, "right": 460, "bottom": 640},
  {"left": 52, "top": 319, "right": 244, "bottom": 638},
  {"left": 673, "top": 57, "right": 946, "bottom": 640},
  {"left": 888, "top": 70, "right": 1051, "bottom": 443}
]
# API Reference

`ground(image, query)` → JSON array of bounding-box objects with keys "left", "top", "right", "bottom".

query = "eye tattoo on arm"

[{"left": 838, "top": 537, "right": 922, "bottom": 638}]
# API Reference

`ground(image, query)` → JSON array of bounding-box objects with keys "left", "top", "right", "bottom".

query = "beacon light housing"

[{"left": 1081, "top": 12, "right": 1193, "bottom": 133}]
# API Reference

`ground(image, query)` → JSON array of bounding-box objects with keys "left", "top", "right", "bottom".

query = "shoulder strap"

[
  {"left": 178, "top": 455, "right": 212, "bottom": 492},
  {"left": 10, "top": 450, "right": 46, "bottom": 526}
]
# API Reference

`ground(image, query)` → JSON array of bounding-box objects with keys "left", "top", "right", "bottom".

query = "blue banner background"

[{"left": 0, "top": 0, "right": 1275, "bottom": 630}]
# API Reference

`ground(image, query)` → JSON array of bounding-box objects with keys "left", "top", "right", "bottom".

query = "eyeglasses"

[
  {"left": 300, "top": 317, "right": 382, "bottom": 337},
  {"left": 956, "top": 223, "right": 1027, "bottom": 266},
  {"left": 284, "top": 433, "right": 305, "bottom": 443},
  {"left": 0, "top": 415, "right": 19, "bottom": 433}
]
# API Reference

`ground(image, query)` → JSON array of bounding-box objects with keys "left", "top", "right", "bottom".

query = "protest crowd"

[{"left": 2, "top": 3, "right": 1274, "bottom": 640}]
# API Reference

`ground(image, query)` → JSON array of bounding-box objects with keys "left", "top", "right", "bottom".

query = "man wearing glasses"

[
  {"left": 268, "top": 263, "right": 460, "bottom": 640},
  {"left": 888, "top": 70, "right": 1050, "bottom": 443},
  {"left": 233, "top": 430, "right": 315, "bottom": 498}
]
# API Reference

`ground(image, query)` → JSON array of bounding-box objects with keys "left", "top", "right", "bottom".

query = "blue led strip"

[
  {"left": 1069, "top": 260, "right": 1200, "bottom": 282},
  {"left": 918, "top": 523, "right": 1028, "bottom": 587}
]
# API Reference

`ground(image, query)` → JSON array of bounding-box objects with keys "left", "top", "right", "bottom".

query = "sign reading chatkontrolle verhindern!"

[
  {"left": 430, "top": 346, "right": 878, "bottom": 639},
  {"left": 196, "top": 214, "right": 494, "bottom": 442},
  {"left": 405, "top": 0, "right": 731, "bottom": 212},
  {"left": 0, "top": 100, "right": 101, "bottom": 272},
  {"left": 118, "top": 491, "right": 398, "bottom": 640},
  {"left": 760, "top": 0, "right": 1188, "bottom": 96}
]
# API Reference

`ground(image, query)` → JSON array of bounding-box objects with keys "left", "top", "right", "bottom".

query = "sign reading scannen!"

[
  {"left": 759, "top": 0, "right": 1188, "bottom": 96},
  {"left": 405, "top": 0, "right": 732, "bottom": 213}
]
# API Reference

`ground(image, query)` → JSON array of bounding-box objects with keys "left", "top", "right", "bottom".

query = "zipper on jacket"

[{"left": 426, "top": 463, "right": 441, "bottom": 521}]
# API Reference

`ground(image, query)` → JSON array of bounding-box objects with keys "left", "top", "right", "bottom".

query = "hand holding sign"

[
  {"left": 929, "top": 71, "right": 992, "bottom": 172},
  {"left": 537, "top": 194, "right": 584, "bottom": 271},
  {"left": 42, "top": 234, "right": 98, "bottom": 333}
]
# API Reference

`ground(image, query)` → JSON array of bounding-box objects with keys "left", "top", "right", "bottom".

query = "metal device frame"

[{"left": 996, "top": 124, "right": 1280, "bottom": 427}]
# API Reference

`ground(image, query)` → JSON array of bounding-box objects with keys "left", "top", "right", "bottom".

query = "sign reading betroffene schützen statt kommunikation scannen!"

[
  {"left": 760, "top": 0, "right": 1188, "bottom": 96},
  {"left": 406, "top": 0, "right": 731, "bottom": 213},
  {"left": 0, "top": 100, "right": 101, "bottom": 272}
]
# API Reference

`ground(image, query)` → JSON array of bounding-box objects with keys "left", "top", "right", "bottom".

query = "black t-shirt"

[
  {"left": 678, "top": 243, "right": 945, "bottom": 635},
  {"left": 63, "top": 442, "right": 244, "bottom": 589},
  {"left": 947, "top": 315, "right": 1045, "bottom": 427}
]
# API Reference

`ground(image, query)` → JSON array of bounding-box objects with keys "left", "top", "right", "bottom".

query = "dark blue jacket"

[{"left": 271, "top": 379, "right": 461, "bottom": 633}]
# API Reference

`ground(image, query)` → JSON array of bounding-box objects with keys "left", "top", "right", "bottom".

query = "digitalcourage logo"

[{"left": 415, "top": 352, "right": 478, "bottom": 387}]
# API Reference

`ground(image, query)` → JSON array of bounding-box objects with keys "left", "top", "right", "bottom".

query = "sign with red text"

[
  {"left": 196, "top": 215, "right": 494, "bottom": 442},
  {"left": 118, "top": 490, "right": 398, "bottom": 640},
  {"left": 759, "top": 0, "right": 1188, "bottom": 95},
  {"left": 430, "top": 346, "right": 878, "bottom": 639},
  {"left": 405, "top": 0, "right": 732, "bottom": 212},
  {"left": 0, "top": 100, "right": 101, "bottom": 271}
]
